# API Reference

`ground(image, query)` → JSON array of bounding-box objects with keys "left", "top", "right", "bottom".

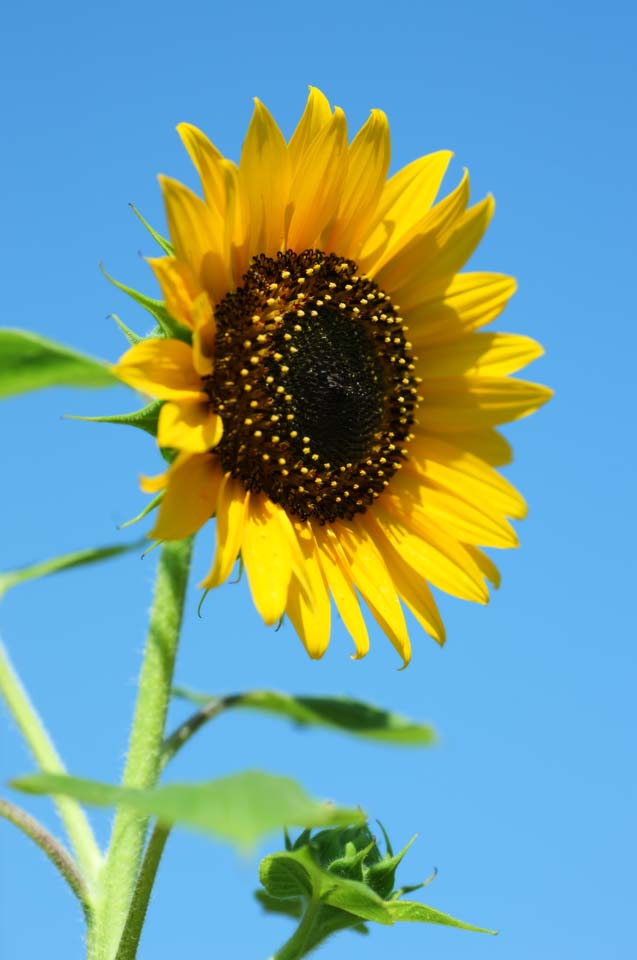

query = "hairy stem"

[
  {"left": 89, "top": 537, "right": 193, "bottom": 960},
  {"left": 0, "top": 798, "right": 92, "bottom": 920},
  {"left": 271, "top": 895, "right": 321, "bottom": 960},
  {"left": 0, "top": 640, "right": 102, "bottom": 890},
  {"left": 114, "top": 823, "right": 170, "bottom": 960}
]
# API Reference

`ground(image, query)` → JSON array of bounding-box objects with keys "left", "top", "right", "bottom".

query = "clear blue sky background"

[{"left": 1, "top": 1, "right": 635, "bottom": 957}]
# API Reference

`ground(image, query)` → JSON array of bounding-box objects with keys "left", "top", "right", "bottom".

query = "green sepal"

[
  {"left": 307, "top": 824, "right": 381, "bottom": 871},
  {"left": 383, "top": 899, "right": 496, "bottom": 933},
  {"left": 256, "top": 890, "right": 370, "bottom": 939},
  {"left": 259, "top": 846, "right": 391, "bottom": 925},
  {"left": 129, "top": 204, "right": 174, "bottom": 255},
  {"left": 160, "top": 445, "right": 178, "bottom": 464},
  {"left": 255, "top": 890, "right": 303, "bottom": 921},
  {"left": 65, "top": 399, "right": 162, "bottom": 438},
  {"left": 365, "top": 834, "right": 417, "bottom": 899},
  {"left": 328, "top": 839, "right": 376, "bottom": 883},
  {"left": 376, "top": 818, "right": 393, "bottom": 856},
  {"left": 197, "top": 589, "right": 210, "bottom": 618},
  {"left": 99, "top": 264, "right": 191, "bottom": 343},
  {"left": 141, "top": 540, "right": 162, "bottom": 559},
  {"left": 230, "top": 555, "right": 244, "bottom": 584},
  {"left": 0, "top": 328, "right": 118, "bottom": 398},
  {"left": 119, "top": 493, "right": 163, "bottom": 530},
  {"left": 390, "top": 872, "right": 436, "bottom": 900},
  {"left": 289, "top": 827, "right": 312, "bottom": 852},
  {"left": 110, "top": 314, "right": 143, "bottom": 345}
]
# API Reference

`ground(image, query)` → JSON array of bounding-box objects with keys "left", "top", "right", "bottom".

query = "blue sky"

[{"left": 1, "top": 0, "right": 635, "bottom": 957}]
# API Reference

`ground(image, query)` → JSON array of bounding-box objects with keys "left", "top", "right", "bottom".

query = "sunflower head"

[{"left": 114, "top": 87, "right": 551, "bottom": 665}]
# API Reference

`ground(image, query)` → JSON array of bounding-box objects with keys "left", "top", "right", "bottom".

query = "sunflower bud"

[{"left": 258, "top": 821, "right": 494, "bottom": 957}]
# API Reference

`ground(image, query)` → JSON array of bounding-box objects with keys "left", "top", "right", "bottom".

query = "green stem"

[
  {"left": 0, "top": 798, "right": 93, "bottom": 920},
  {"left": 89, "top": 537, "right": 192, "bottom": 960},
  {"left": 0, "top": 640, "right": 102, "bottom": 890},
  {"left": 114, "top": 823, "right": 170, "bottom": 960},
  {"left": 160, "top": 694, "right": 240, "bottom": 771},
  {"left": 271, "top": 895, "right": 321, "bottom": 960}
]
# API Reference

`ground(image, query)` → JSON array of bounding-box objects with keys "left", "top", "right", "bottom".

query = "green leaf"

[
  {"left": 173, "top": 687, "right": 436, "bottom": 747},
  {"left": 0, "top": 539, "right": 145, "bottom": 601},
  {"left": 385, "top": 899, "right": 496, "bottom": 934},
  {"left": 66, "top": 399, "right": 162, "bottom": 437},
  {"left": 0, "top": 329, "right": 118, "bottom": 398},
  {"left": 12, "top": 771, "right": 365, "bottom": 848}
]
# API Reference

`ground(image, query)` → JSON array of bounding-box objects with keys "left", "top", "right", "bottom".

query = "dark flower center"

[
  {"left": 275, "top": 306, "right": 385, "bottom": 467},
  {"left": 205, "top": 250, "right": 418, "bottom": 523}
]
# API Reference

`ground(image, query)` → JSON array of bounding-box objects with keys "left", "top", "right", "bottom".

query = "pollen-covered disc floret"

[{"left": 207, "top": 250, "right": 418, "bottom": 523}]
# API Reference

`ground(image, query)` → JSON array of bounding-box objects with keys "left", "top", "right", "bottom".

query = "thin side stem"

[
  {"left": 160, "top": 694, "right": 241, "bottom": 771},
  {"left": 0, "top": 640, "right": 102, "bottom": 890},
  {"left": 0, "top": 798, "right": 92, "bottom": 920},
  {"left": 113, "top": 823, "right": 170, "bottom": 960},
  {"left": 271, "top": 895, "right": 321, "bottom": 960},
  {"left": 89, "top": 537, "right": 193, "bottom": 960}
]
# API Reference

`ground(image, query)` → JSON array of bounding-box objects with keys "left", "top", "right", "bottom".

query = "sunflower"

[{"left": 114, "top": 87, "right": 551, "bottom": 664}]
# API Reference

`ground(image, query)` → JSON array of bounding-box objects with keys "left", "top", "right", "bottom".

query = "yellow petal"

[
  {"left": 177, "top": 123, "right": 227, "bottom": 217},
  {"left": 286, "top": 108, "right": 348, "bottom": 251},
  {"left": 363, "top": 513, "right": 445, "bottom": 645},
  {"left": 464, "top": 544, "right": 501, "bottom": 588},
  {"left": 358, "top": 150, "right": 453, "bottom": 275},
  {"left": 157, "top": 401, "right": 223, "bottom": 453},
  {"left": 199, "top": 475, "right": 249, "bottom": 589},
  {"left": 114, "top": 339, "right": 204, "bottom": 400},
  {"left": 288, "top": 87, "right": 333, "bottom": 174},
  {"left": 417, "top": 374, "right": 553, "bottom": 431},
  {"left": 140, "top": 470, "right": 168, "bottom": 493},
  {"left": 407, "top": 273, "right": 517, "bottom": 342},
  {"left": 324, "top": 109, "right": 391, "bottom": 258},
  {"left": 221, "top": 159, "right": 250, "bottom": 283},
  {"left": 391, "top": 195, "right": 495, "bottom": 305},
  {"left": 314, "top": 525, "right": 369, "bottom": 659},
  {"left": 159, "top": 175, "right": 231, "bottom": 302},
  {"left": 407, "top": 433, "right": 526, "bottom": 519},
  {"left": 387, "top": 472, "right": 517, "bottom": 548},
  {"left": 370, "top": 169, "right": 470, "bottom": 290},
  {"left": 376, "top": 501, "right": 489, "bottom": 603},
  {"left": 147, "top": 256, "right": 200, "bottom": 329},
  {"left": 191, "top": 291, "right": 215, "bottom": 377},
  {"left": 415, "top": 333, "right": 544, "bottom": 378},
  {"left": 286, "top": 523, "right": 331, "bottom": 660},
  {"left": 416, "top": 428, "right": 512, "bottom": 467},
  {"left": 336, "top": 520, "right": 411, "bottom": 666},
  {"left": 150, "top": 452, "right": 221, "bottom": 540},
  {"left": 242, "top": 496, "right": 293, "bottom": 626},
  {"left": 277, "top": 509, "right": 314, "bottom": 597},
  {"left": 239, "top": 99, "right": 290, "bottom": 258}
]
